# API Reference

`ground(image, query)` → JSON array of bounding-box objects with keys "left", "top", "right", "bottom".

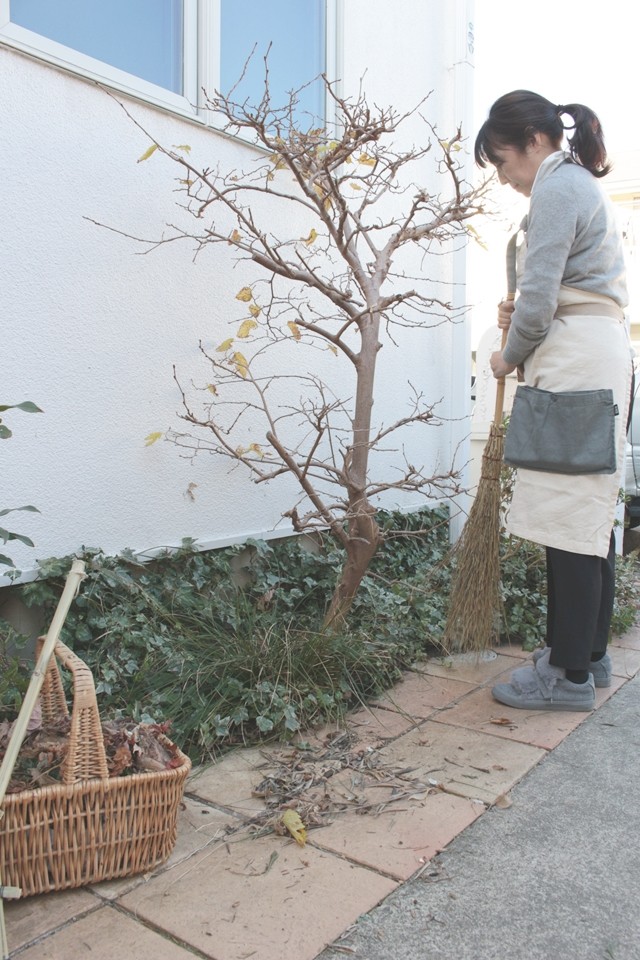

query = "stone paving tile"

[
  {"left": 433, "top": 671, "right": 626, "bottom": 750},
  {"left": 415, "top": 651, "right": 521, "bottom": 685},
  {"left": 187, "top": 745, "right": 274, "bottom": 816},
  {"left": 288, "top": 709, "right": 420, "bottom": 753},
  {"left": 310, "top": 789, "right": 483, "bottom": 879},
  {"left": 371, "top": 672, "right": 475, "bottom": 717},
  {"left": 90, "top": 798, "right": 240, "bottom": 900},
  {"left": 610, "top": 623, "right": 640, "bottom": 650},
  {"left": 340, "top": 703, "right": 426, "bottom": 744},
  {"left": 372, "top": 721, "right": 545, "bottom": 805},
  {"left": 118, "top": 832, "right": 397, "bottom": 960},
  {"left": 3, "top": 887, "right": 99, "bottom": 953},
  {"left": 608, "top": 643, "right": 640, "bottom": 680},
  {"left": 16, "top": 904, "right": 200, "bottom": 959}
]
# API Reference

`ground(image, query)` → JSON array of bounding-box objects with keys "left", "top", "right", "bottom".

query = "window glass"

[
  {"left": 220, "top": 0, "right": 326, "bottom": 128},
  {"left": 11, "top": 0, "right": 184, "bottom": 93}
]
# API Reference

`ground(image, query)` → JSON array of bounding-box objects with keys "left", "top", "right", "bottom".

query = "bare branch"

[{"left": 100, "top": 71, "right": 487, "bottom": 625}]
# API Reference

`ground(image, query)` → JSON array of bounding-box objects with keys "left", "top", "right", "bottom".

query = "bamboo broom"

[
  {"left": 442, "top": 232, "right": 518, "bottom": 653},
  {"left": 0, "top": 559, "right": 86, "bottom": 960}
]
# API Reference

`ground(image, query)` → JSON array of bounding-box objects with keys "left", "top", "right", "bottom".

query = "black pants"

[{"left": 545, "top": 530, "right": 616, "bottom": 672}]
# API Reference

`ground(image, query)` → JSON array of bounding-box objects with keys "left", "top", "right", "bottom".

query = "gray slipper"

[
  {"left": 533, "top": 647, "right": 612, "bottom": 688},
  {"left": 492, "top": 676, "right": 595, "bottom": 711},
  {"left": 493, "top": 652, "right": 595, "bottom": 711}
]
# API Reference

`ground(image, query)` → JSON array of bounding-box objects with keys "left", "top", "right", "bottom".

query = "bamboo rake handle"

[
  {"left": 0, "top": 559, "right": 87, "bottom": 806},
  {"left": 0, "top": 559, "right": 86, "bottom": 958}
]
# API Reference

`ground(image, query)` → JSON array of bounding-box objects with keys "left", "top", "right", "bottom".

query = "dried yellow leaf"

[
  {"left": 206, "top": 384, "right": 218, "bottom": 395},
  {"left": 232, "top": 351, "right": 249, "bottom": 378},
  {"left": 248, "top": 442, "right": 265, "bottom": 459},
  {"left": 235, "top": 287, "right": 253, "bottom": 302},
  {"left": 228, "top": 229, "right": 242, "bottom": 244},
  {"left": 237, "top": 318, "right": 257, "bottom": 339},
  {"left": 268, "top": 154, "right": 287, "bottom": 171},
  {"left": 216, "top": 337, "right": 234, "bottom": 352},
  {"left": 137, "top": 143, "right": 158, "bottom": 163},
  {"left": 281, "top": 810, "right": 307, "bottom": 846},
  {"left": 249, "top": 303, "right": 262, "bottom": 318},
  {"left": 300, "top": 228, "right": 318, "bottom": 246},
  {"left": 144, "top": 431, "right": 163, "bottom": 446},
  {"left": 357, "top": 152, "right": 376, "bottom": 166},
  {"left": 287, "top": 321, "right": 302, "bottom": 341},
  {"left": 467, "top": 223, "right": 489, "bottom": 251},
  {"left": 172, "top": 143, "right": 192, "bottom": 153},
  {"left": 327, "top": 344, "right": 338, "bottom": 356},
  {"left": 350, "top": 182, "right": 363, "bottom": 191}
]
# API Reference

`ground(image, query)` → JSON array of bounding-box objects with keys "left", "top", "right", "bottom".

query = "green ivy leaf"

[
  {"left": 0, "top": 401, "right": 42, "bottom": 414},
  {"left": 0, "top": 506, "right": 39, "bottom": 518},
  {"left": 0, "top": 527, "right": 35, "bottom": 547}
]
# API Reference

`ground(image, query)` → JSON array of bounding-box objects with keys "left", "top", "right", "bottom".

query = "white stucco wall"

[{"left": 1, "top": 0, "right": 475, "bottom": 581}]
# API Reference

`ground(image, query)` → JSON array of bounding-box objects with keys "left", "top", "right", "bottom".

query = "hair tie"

[{"left": 555, "top": 104, "right": 565, "bottom": 115}]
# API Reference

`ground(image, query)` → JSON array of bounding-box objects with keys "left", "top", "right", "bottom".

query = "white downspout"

[{"left": 447, "top": 0, "right": 475, "bottom": 543}]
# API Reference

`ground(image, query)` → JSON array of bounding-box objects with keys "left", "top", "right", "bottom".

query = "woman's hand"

[
  {"left": 490, "top": 351, "right": 517, "bottom": 380},
  {"left": 497, "top": 298, "right": 515, "bottom": 330}
]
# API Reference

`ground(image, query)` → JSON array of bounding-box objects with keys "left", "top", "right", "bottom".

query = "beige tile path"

[{"left": 5, "top": 624, "right": 640, "bottom": 960}]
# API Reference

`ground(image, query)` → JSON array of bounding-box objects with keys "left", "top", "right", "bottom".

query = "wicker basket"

[{"left": 0, "top": 639, "right": 191, "bottom": 897}]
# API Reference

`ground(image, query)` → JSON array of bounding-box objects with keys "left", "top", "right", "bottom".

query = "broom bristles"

[{"left": 442, "top": 423, "right": 505, "bottom": 654}]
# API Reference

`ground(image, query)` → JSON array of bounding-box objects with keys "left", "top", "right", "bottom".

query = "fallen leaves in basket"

[
  {"left": 102, "top": 718, "right": 183, "bottom": 774},
  {"left": 0, "top": 714, "right": 182, "bottom": 793}
]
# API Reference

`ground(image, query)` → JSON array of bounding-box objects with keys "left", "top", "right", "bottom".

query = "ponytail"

[{"left": 558, "top": 103, "right": 611, "bottom": 177}]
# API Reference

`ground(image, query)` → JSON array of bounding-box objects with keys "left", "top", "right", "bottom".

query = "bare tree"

[{"left": 99, "top": 75, "right": 488, "bottom": 627}]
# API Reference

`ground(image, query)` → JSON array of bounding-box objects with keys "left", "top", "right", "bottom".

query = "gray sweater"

[{"left": 503, "top": 152, "right": 629, "bottom": 366}]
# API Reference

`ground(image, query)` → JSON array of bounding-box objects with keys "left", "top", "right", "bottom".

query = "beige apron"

[{"left": 506, "top": 286, "right": 633, "bottom": 559}]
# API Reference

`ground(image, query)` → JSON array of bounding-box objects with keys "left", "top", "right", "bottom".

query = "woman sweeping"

[{"left": 475, "top": 90, "right": 633, "bottom": 711}]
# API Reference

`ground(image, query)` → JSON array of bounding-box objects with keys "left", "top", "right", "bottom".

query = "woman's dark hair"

[{"left": 474, "top": 89, "right": 610, "bottom": 178}]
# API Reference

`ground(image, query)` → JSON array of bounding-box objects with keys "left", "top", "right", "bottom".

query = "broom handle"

[
  {"left": 493, "top": 293, "right": 515, "bottom": 424},
  {"left": 493, "top": 225, "right": 521, "bottom": 424},
  {"left": 0, "top": 559, "right": 86, "bottom": 960}
]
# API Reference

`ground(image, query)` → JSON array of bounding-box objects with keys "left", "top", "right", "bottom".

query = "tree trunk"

[
  {"left": 323, "top": 504, "right": 381, "bottom": 629},
  {"left": 323, "top": 310, "right": 382, "bottom": 629}
]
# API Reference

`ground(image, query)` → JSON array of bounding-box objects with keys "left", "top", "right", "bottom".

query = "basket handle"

[{"left": 36, "top": 637, "right": 109, "bottom": 783}]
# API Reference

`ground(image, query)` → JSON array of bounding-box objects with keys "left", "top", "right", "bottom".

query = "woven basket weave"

[{"left": 0, "top": 639, "right": 191, "bottom": 897}]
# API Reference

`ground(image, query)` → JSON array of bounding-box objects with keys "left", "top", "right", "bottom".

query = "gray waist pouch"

[{"left": 504, "top": 385, "right": 617, "bottom": 475}]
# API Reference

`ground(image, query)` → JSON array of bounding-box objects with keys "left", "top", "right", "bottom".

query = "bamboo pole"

[{"left": 0, "top": 558, "right": 86, "bottom": 959}]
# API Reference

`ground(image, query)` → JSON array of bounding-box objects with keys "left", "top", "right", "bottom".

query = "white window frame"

[{"left": 0, "top": 0, "right": 342, "bottom": 128}]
